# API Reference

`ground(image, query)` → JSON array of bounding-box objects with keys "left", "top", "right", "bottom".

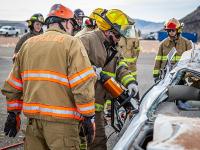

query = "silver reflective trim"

[
  {"left": 23, "top": 105, "right": 81, "bottom": 117},
  {"left": 78, "top": 105, "right": 95, "bottom": 112},
  {"left": 7, "top": 103, "right": 23, "bottom": 108},
  {"left": 9, "top": 78, "right": 23, "bottom": 87},
  {"left": 22, "top": 73, "right": 69, "bottom": 84},
  {"left": 69, "top": 69, "right": 94, "bottom": 84}
]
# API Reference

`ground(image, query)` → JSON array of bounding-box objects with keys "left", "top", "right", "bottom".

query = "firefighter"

[
  {"left": 13, "top": 13, "right": 44, "bottom": 62},
  {"left": 153, "top": 18, "right": 192, "bottom": 82},
  {"left": 75, "top": 8, "right": 107, "bottom": 37},
  {"left": 104, "top": 18, "right": 141, "bottom": 117},
  {"left": 76, "top": 9, "right": 138, "bottom": 149},
  {"left": 74, "top": 8, "right": 85, "bottom": 33},
  {"left": 1, "top": 4, "right": 96, "bottom": 150},
  {"left": 117, "top": 21, "right": 141, "bottom": 80},
  {"left": 75, "top": 8, "right": 107, "bottom": 150}
]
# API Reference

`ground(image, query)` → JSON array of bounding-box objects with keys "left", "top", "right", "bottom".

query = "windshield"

[
  {"left": 1, "top": 27, "right": 8, "bottom": 30},
  {"left": 1, "top": 26, "right": 9, "bottom": 30}
]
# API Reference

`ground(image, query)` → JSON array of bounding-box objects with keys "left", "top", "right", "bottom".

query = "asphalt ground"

[{"left": 0, "top": 40, "right": 157, "bottom": 149}]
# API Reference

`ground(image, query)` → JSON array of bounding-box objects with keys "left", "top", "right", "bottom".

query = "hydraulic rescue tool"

[{"left": 99, "top": 71, "right": 139, "bottom": 132}]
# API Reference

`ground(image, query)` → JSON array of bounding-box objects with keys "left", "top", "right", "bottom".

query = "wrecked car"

[{"left": 114, "top": 47, "right": 200, "bottom": 150}]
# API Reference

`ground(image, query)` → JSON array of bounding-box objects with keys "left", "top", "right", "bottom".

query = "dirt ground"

[
  {"left": 0, "top": 37, "right": 161, "bottom": 52},
  {"left": 0, "top": 37, "right": 20, "bottom": 48}
]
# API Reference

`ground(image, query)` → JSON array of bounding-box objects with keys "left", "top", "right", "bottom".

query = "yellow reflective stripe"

[
  {"left": 121, "top": 74, "right": 135, "bottom": 86},
  {"left": 123, "top": 78, "right": 135, "bottom": 86},
  {"left": 135, "top": 47, "right": 141, "bottom": 51},
  {"left": 156, "top": 55, "right": 181, "bottom": 61},
  {"left": 101, "top": 71, "right": 116, "bottom": 77},
  {"left": 105, "top": 99, "right": 111, "bottom": 105},
  {"left": 80, "top": 143, "right": 87, "bottom": 150},
  {"left": 156, "top": 55, "right": 168, "bottom": 61},
  {"left": 118, "top": 61, "right": 128, "bottom": 67},
  {"left": 175, "top": 56, "right": 181, "bottom": 61},
  {"left": 161, "top": 56, "right": 167, "bottom": 61},
  {"left": 155, "top": 56, "right": 162, "bottom": 60},
  {"left": 130, "top": 72, "right": 137, "bottom": 76},
  {"left": 153, "top": 70, "right": 159, "bottom": 75},
  {"left": 31, "top": 16, "right": 37, "bottom": 20},
  {"left": 95, "top": 103, "right": 104, "bottom": 112},
  {"left": 122, "top": 58, "right": 136, "bottom": 63}
]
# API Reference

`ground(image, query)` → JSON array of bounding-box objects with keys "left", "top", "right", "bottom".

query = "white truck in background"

[{"left": 0, "top": 26, "right": 20, "bottom": 37}]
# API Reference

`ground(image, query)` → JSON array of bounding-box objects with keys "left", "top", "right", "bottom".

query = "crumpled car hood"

[{"left": 147, "top": 114, "right": 200, "bottom": 150}]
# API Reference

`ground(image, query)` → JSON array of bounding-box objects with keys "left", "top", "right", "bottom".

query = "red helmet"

[
  {"left": 165, "top": 18, "right": 183, "bottom": 33},
  {"left": 85, "top": 18, "right": 96, "bottom": 28},
  {"left": 46, "top": 4, "right": 74, "bottom": 21}
]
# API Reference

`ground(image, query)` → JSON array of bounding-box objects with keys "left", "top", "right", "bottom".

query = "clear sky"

[{"left": 0, "top": 0, "right": 199, "bottom": 22}]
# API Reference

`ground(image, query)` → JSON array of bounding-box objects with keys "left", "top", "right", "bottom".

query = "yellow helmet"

[
  {"left": 89, "top": 8, "right": 105, "bottom": 20},
  {"left": 95, "top": 9, "right": 130, "bottom": 37}
]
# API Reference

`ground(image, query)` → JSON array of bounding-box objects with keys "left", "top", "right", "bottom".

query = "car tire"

[{"left": 15, "top": 32, "right": 18, "bottom": 37}]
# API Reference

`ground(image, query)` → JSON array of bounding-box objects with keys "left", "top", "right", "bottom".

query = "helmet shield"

[{"left": 120, "top": 25, "right": 136, "bottom": 38}]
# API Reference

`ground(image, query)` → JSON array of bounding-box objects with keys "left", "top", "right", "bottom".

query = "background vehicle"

[
  {"left": 0, "top": 26, "right": 20, "bottom": 37},
  {"left": 114, "top": 47, "right": 200, "bottom": 150},
  {"left": 143, "top": 32, "right": 157, "bottom": 40}
]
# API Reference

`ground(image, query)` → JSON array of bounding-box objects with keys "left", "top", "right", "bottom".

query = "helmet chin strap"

[
  {"left": 58, "top": 22, "right": 66, "bottom": 32},
  {"left": 168, "top": 31, "right": 179, "bottom": 40},
  {"left": 108, "top": 35, "right": 117, "bottom": 48},
  {"left": 168, "top": 33, "right": 179, "bottom": 47}
]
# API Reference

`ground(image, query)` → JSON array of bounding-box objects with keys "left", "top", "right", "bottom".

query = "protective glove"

[
  {"left": 93, "top": 66, "right": 102, "bottom": 80},
  {"left": 4, "top": 112, "right": 21, "bottom": 137},
  {"left": 81, "top": 115, "right": 96, "bottom": 144},
  {"left": 154, "top": 77, "right": 160, "bottom": 83},
  {"left": 12, "top": 53, "right": 17, "bottom": 63},
  {"left": 127, "top": 83, "right": 138, "bottom": 97}
]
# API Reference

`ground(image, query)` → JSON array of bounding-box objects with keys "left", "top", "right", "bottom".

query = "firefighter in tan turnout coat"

[
  {"left": 118, "top": 31, "right": 140, "bottom": 80},
  {"left": 1, "top": 4, "right": 96, "bottom": 150},
  {"left": 76, "top": 9, "right": 139, "bottom": 150},
  {"left": 153, "top": 18, "right": 192, "bottom": 82}
]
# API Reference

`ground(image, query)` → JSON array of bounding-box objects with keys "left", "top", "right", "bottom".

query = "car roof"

[{"left": 1, "top": 26, "right": 14, "bottom": 28}]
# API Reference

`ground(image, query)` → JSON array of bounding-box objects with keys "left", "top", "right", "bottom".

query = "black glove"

[
  {"left": 4, "top": 112, "right": 21, "bottom": 137},
  {"left": 154, "top": 77, "right": 160, "bottom": 83},
  {"left": 81, "top": 115, "right": 96, "bottom": 144}
]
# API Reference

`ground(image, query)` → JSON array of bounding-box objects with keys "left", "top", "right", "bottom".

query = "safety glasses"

[
  {"left": 166, "top": 29, "right": 176, "bottom": 32},
  {"left": 112, "top": 31, "right": 121, "bottom": 39}
]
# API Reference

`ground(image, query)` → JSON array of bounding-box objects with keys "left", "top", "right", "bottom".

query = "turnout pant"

[{"left": 24, "top": 118, "right": 80, "bottom": 150}]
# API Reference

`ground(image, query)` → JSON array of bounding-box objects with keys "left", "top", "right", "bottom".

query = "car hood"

[{"left": 147, "top": 114, "right": 200, "bottom": 150}]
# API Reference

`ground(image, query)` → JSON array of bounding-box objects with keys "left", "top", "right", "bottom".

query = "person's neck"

[{"left": 169, "top": 35, "right": 178, "bottom": 41}]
